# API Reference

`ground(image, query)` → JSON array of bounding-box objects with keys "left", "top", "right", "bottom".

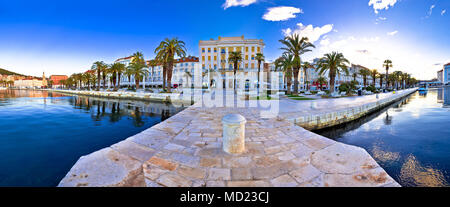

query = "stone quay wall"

[
  {"left": 287, "top": 89, "right": 417, "bottom": 130},
  {"left": 47, "top": 89, "right": 193, "bottom": 104}
]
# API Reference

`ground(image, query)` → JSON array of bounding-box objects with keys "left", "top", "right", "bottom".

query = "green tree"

[
  {"left": 316, "top": 76, "right": 328, "bottom": 90},
  {"left": 383, "top": 60, "right": 393, "bottom": 90},
  {"left": 377, "top": 73, "right": 385, "bottom": 89},
  {"left": 110, "top": 62, "right": 126, "bottom": 91},
  {"left": 274, "top": 53, "right": 294, "bottom": 95},
  {"left": 316, "top": 52, "right": 350, "bottom": 94},
  {"left": 301, "top": 61, "right": 314, "bottom": 91},
  {"left": 279, "top": 34, "right": 315, "bottom": 95},
  {"left": 127, "top": 62, "right": 148, "bottom": 89},
  {"left": 255, "top": 53, "right": 265, "bottom": 95},
  {"left": 92, "top": 61, "right": 108, "bottom": 91},
  {"left": 359, "top": 68, "right": 371, "bottom": 87},
  {"left": 155, "top": 38, "right": 187, "bottom": 92},
  {"left": 370, "top": 69, "right": 378, "bottom": 87},
  {"left": 228, "top": 51, "right": 243, "bottom": 94}
]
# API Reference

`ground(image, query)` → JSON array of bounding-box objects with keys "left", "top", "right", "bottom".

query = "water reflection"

[
  {"left": 0, "top": 89, "right": 186, "bottom": 186},
  {"left": 316, "top": 88, "right": 450, "bottom": 187},
  {"left": 66, "top": 94, "right": 183, "bottom": 124},
  {"left": 399, "top": 155, "right": 448, "bottom": 187},
  {"left": 442, "top": 86, "right": 450, "bottom": 108}
]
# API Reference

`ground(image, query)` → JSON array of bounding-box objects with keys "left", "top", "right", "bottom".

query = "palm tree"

[
  {"left": 82, "top": 73, "right": 90, "bottom": 90},
  {"left": 388, "top": 73, "right": 396, "bottom": 89},
  {"left": 301, "top": 61, "right": 314, "bottom": 91},
  {"left": 370, "top": 69, "right": 378, "bottom": 87},
  {"left": 228, "top": 51, "right": 243, "bottom": 94},
  {"left": 125, "top": 67, "right": 134, "bottom": 89},
  {"left": 155, "top": 38, "right": 187, "bottom": 92},
  {"left": 110, "top": 62, "right": 126, "bottom": 91},
  {"left": 92, "top": 61, "right": 108, "bottom": 91},
  {"left": 127, "top": 62, "right": 148, "bottom": 90},
  {"left": 401, "top": 73, "right": 409, "bottom": 89},
  {"left": 131, "top": 51, "right": 145, "bottom": 64},
  {"left": 255, "top": 53, "right": 265, "bottom": 95},
  {"left": 274, "top": 53, "right": 294, "bottom": 95},
  {"left": 383, "top": 60, "right": 393, "bottom": 90},
  {"left": 316, "top": 52, "right": 350, "bottom": 94},
  {"left": 359, "top": 68, "right": 371, "bottom": 87},
  {"left": 147, "top": 59, "right": 158, "bottom": 88},
  {"left": 377, "top": 74, "right": 385, "bottom": 89},
  {"left": 316, "top": 76, "right": 328, "bottom": 90},
  {"left": 392, "top": 71, "right": 403, "bottom": 89},
  {"left": 279, "top": 34, "right": 315, "bottom": 95}
]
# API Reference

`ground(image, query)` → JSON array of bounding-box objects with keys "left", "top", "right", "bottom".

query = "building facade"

[
  {"left": 199, "top": 36, "right": 265, "bottom": 71},
  {"left": 444, "top": 63, "right": 450, "bottom": 85},
  {"left": 114, "top": 56, "right": 201, "bottom": 89},
  {"left": 50, "top": 75, "right": 68, "bottom": 88}
]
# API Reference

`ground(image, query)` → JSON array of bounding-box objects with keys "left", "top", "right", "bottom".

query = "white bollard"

[{"left": 222, "top": 114, "right": 246, "bottom": 154}]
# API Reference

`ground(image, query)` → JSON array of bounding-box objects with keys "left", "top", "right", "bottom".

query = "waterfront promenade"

[{"left": 58, "top": 89, "right": 416, "bottom": 187}]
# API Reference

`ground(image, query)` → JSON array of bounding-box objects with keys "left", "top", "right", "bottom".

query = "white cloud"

[
  {"left": 425, "top": 5, "right": 436, "bottom": 18},
  {"left": 262, "top": 6, "right": 303, "bottom": 21},
  {"left": 223, "top": 0, "right": 257, "bottom": 10},
  {"left": 282, "top": 23, "right": 334, "bottom": 43},
  {"left": 442, "top": 10, "right": 447, "bottom": 16},
  {"left": 387, "top": 30, "right": 398, "bottom": 36},
  {"left": 320, "top": 38, "right": 330, "bottom": 46},
  {"left": 368, "top": 0, "right": 397, "bottom": 14}
]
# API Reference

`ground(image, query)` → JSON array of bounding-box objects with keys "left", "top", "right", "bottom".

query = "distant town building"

[
  {"left": 13, "top": 73, "right": 47, "bottom": 89},
  {"left": 50, "top": 75, "right": 68, "bottom": 88}
]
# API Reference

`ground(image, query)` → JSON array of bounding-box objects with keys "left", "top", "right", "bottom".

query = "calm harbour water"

[
  {"left": 316, "top": 87, "right": 450, "bottom": 187},
  {"left": 0, "top": 89, "right": 185, "bottom": 186}
]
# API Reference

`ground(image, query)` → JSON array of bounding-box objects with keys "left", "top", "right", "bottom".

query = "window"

[
  {"left": 214, "top": 56, "right": 217, "bottom": 61},
  {"left": 257, "top": 47, "right": 260, "bottom": 52},
  {"left": 214, "top": 65, "right": 217, "bottom": 69},
  {"left": 245, "top": 55, "right": 248, "bottom": 60},
  {"left": 246, "top": 47, "right": 249, "bottom": 52},
  {"left": 202, "top": 64, "right": 205, "bottom": 69},
  {"left": 251, "top": 55, "right": 255, "bottom": 60},
  {"left": 251, "top": 47, "right": 255, "bottom": 52},
  {"left": 245, "top": 64, "right": 248, "bottom": 68},
  {"left": 208, "top": 48, "right": 211, "bottom": 53},
  {"left": 214, "top": 48, "right": 217, "bottom": 53},
  {"left": 208, "top": 56, "right": 211, "bottom": 61},
  {"left": 202, "top": 56, "right": 205, "bottom": 61},
  {"left": 229, "top": 47, "right": 234, "bottom": 52},
  {"left": 202, "top": 48, "right": 205, "bottom": 53},
  {"left": 251, "top": 63, "right": 255, "bottom": 68}
]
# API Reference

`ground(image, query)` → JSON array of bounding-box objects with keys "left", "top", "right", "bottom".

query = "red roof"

[
  {"left": 175, "top": 56, "right": 199, "bottom": 63},
  {"left": 115, "top": 56, "right": 133, "bottom": 62}
]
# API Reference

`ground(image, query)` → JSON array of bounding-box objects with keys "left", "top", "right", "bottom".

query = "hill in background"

[{"left": 0, "top": 68, "right": 25, "bottom": 76}]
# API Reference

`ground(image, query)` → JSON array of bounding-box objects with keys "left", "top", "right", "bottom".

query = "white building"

[
  {"left": 199, "top": 36, "right": 265, "bottom": 71},
  {"left": 114, "top": 56, "right": 201, "bottom": 89},
  {"left": 437, "top": 69, "right": 443, "bottom": 84}
]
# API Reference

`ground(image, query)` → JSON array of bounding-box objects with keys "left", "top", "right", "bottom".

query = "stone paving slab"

[
  {"left": 59, "top": 103, "right": 401, "bottom": 187},
  {"left": 58, "top": 89, "right": 418, "bottom": 187}
]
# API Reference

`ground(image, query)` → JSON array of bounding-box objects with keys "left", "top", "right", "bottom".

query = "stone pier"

[{"left": 58, "top": 89, "right": 416, "bottom": 187}]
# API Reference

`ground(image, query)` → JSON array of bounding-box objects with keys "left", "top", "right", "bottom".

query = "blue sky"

[{"left": 0, "top": 0, "right": 448, "bottom": 79}]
